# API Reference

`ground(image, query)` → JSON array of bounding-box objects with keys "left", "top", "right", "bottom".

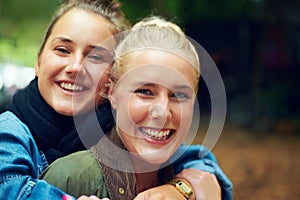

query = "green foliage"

[
  {"left": 183, "top": 0, "right": 258, "bottom": 21},
  {"left": 0, "top": 0, "right": 259, "bottom": 66},
  {"left": 0, "top": 0, "right": 59, "bottom": 66},
  {"left": 121, "top": 0, "right": 152, "bottom": 22},
  {"left": 0, "top": 38, "right": 37, "bottom": 66},
  {"left": 0, "top": 0, "right": 59, "bottom": 20}
]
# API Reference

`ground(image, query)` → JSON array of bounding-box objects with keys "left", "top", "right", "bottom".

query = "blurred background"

[{"left": 1, "top": 0, "right": 300, "bottom": 199}]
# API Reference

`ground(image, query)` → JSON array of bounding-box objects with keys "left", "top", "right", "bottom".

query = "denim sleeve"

[
  {"left": 0, "top": 112, "right": 75, "bottom": 200},
  {"left": 172, "top": 144, "right": 233, "bottom": 200}
]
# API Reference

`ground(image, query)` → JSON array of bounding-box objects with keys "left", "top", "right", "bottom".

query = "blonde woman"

[{"left": 42, "top": 16, "right": 232, "bottom": 200}]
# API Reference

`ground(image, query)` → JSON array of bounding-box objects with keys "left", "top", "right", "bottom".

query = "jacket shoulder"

[
  {"left": 41, "top": 150, "right": 108, "bottom": 198},
  {"left": 0, "top": 111, "right": 31, "bottom": 134}
]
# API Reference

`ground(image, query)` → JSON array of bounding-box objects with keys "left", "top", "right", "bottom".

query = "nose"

[
  {"left": 149, "top": 96, "right": 171, "bottom": 121},
  {"left": 65, "top": 52, "right": 85, "bottom": 74}
]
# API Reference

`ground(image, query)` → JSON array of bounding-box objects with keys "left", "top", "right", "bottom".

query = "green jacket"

[
  {"left": 41, "top": 127, "right": 173, "bottom": 199},
  {"left": 41, "top": 150, "right": 109, "bottom": 198}
]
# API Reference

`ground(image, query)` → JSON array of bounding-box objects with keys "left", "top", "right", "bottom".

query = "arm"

[
  {"left": 134, "top": 185, "right": 186, "bottom": 200},
  {"left": 0, "top": 111, "right": 75, "bottom": 200},
  {"left": 134, "top": 172, "right": 220, "bottom": 200},
  {"left": 176, "top": 168, "right": 221, "bottom": 200},
  {"left": 134, "top": 144, "right": 232, "bottom": 200},
  {"left": 172, "top": 144, "right": 233, "bottom": 200}
]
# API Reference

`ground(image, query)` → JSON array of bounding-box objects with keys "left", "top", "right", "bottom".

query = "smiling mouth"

[
  {"left": 139, "top": 127, "right": 175, "bottom": 141},
  {"left": 59, "top": 82, "right": 85, "bottom": 92}
]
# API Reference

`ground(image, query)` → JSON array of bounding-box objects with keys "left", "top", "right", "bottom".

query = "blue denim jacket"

[
  {"left": 0, "top": 111, "right": 232, "bottom": 200},
  {"left": 0, "top": 111, "right": 69, "bottom": 200}
]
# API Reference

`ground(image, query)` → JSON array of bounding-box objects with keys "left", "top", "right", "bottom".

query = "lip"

[{"left": 138, "top": 127, "right": 176, "bottom": 144}]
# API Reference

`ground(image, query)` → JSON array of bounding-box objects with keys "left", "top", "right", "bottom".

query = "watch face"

[
  {"left": 170, "top": 179, "right": 194, "bottom": 199},
  {"left": 178, "top": 181, "right": 193, "bottom": 195}
]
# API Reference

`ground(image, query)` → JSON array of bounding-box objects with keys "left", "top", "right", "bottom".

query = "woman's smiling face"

[
  {"left": 35, "top": 9, "right": 115, "bottom": 116},
  {"left": 109, "top": 49, "right": 198, "bottom": 165}
]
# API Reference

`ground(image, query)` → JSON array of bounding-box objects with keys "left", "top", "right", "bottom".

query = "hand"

[
  {"left": 176, "top": 168, "right": 221, "bottom": 200},
  {"left": 77, "top": 195, "right": 109, "bottom": 200},
  {"left": 134, "top": 184, "right": 186, "bottom": 200}
]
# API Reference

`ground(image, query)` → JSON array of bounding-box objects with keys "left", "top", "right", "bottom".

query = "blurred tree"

[
  {"left": 0, "top": 0, "right": 299, "bottom": 129},
  {"left": 0, "top": 0, "right": 59, "bottom": 65}
]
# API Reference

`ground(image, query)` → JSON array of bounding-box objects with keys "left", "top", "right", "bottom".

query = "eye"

[
  {"left": 54, "top": 46, "right": 70, "bottom": 55},
  {"left": 87, "top": 54, "right": 106, "bottom": 63},
  {"left": 87, "top": 50, "right": 113, "bottom": 64},
  {"left": 171, "top": 92, "right": 190, "bottom": 100},
  {"left": 134, "top": 88, "right": 153, "bottom": 96}
]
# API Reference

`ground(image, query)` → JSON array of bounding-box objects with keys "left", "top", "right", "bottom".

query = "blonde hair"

[{"left": 111, "top": 16, "right": 200, "bottom": 83}]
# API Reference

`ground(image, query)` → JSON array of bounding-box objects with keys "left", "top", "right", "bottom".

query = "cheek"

[
  {"left": 128, "top": 97, "right": 150, "bottom": 123},
  {"left": 94, "top": 66, "right": 111, "bottom": 91},
  {"left": 93, "top": 66, "right": 112, "bottom": 105},
  {"left": 114, "top": 96, "right": 149, "bottom": 134},
  {"left": 96, "top": 71, "right": 109, "bottom": 92},
  {"left": 95, "top": 75, "right": 110, "bottom": 106},
  {"left": 176, "top": 103, "right": 194, "bottom": 131},
  {"left": 38, "top": 53, "right": 66, "bottom": 76}
]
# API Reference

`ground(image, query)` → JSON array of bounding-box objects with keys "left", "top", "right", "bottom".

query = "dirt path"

[{"left": 193, "top": 125, "right": 300, "bottom": 199}]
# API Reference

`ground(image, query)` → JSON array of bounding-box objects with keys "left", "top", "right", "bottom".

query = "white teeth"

[
  {"left": 140, "top": 128, "right": 173, "bottom": 141},
  {"left": 60, "top": 82, "right": 83, "bottom": 92}
]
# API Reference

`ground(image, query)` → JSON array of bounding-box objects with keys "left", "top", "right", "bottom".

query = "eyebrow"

[
  {"left": 52, "top": 37, "right": 73, "bottom": 44},
  {"left": 132, "top": 82, "right": 159, "bottom": 88},
  {"left": 133, "top": 81, "right": 193, "bottom": 90},
  {"left": 52, "top": 37, "right": 110, "bottom": 52},
  {"left": 88, "top": 45, "right": 110, "bottom": 53},
  {"left": 173, "top": 85, "right": 194, "bottom": 90}
]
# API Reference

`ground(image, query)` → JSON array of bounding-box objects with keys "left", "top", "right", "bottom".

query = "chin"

[
  {"left": 55, "top": 106, "right": 74, "bottom": 116},
  {"left": 139, "top": 154, "right": 169, "bottom": 165}
]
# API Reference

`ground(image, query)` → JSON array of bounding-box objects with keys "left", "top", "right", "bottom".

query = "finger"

[
  {"left": 134, "top": 192, "right": 148, "bottom": 200},
  {"left": 77, "top": 195, "right": 104, "bottom": 200},
  {"left": 62, "top": 194, "right": 75, "bottom": 200},
  {"left": 89, "top": 195, "right": 102, "bottom": 200},
  {"left": 77, "top": 195, "right": 88, "bottom": 200}
]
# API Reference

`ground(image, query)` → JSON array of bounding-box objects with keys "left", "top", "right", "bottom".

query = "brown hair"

[{"left": 38, "top": 0, "right": 131, "bottom": 56}]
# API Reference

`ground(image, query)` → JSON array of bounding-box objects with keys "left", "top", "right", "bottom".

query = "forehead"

[
  {"left": 120, "top": 49, "right": 199, "bottom": 90},
  {"left": 49, "top": 8, "right": 115, "bottom": 50}
]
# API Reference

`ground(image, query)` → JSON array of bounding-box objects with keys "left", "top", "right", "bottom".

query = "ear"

[
  {"left": 34, "top": 57, "right": 40, "bottom": 77},
  {"left": 107, "top": 78, "right": 117, "bottom": 109}
]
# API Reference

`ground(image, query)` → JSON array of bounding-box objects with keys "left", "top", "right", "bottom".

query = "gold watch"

[{"left": 169, "top": 178, "right": 194, "bottom": 199}]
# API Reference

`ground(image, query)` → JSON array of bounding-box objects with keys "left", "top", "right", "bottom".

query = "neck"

[
  {"left": 135, "top": 171, "right": 159, "bottom": 193},
  {"left": 131, "top": 155, "right": 161, "bottom": 193}
]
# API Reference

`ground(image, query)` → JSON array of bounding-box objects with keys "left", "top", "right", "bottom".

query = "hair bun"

[{"left": 132, "top": 16, "right": 185, "bottom": 36}]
